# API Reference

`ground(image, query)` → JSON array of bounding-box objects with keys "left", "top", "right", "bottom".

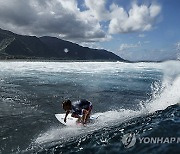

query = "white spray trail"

[{"left": 34, "top": 61, "right": 180, "bottom": 148}]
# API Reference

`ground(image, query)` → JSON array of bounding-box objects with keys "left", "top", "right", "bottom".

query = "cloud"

[
  {"left": 118, "top": 41, "right": 179, "bottom": 61},
  {"left": 0, "top": 0, "right": 109, "bottom": 42},
  {"left": 84, "top": 0, "right": 110, "bottom": 20},
  {"left": 79, "top": 42, "right": 103, "bottom": 50},
  {"left": 119, "top": 48, "right": 176, "bottom": 61},
  {"left": 119, "top": 42, "right": 141, "bottom": 51},
  {"left": 109, "top": 3, "right": 161, "bottom": 34},
  {"left": 0, "top": 0, "right": 161, "bottom": 43}
]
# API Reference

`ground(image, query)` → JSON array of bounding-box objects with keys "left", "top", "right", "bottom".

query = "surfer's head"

[{"left": 62, "top": 100, "right": 72, "bottom": 111}]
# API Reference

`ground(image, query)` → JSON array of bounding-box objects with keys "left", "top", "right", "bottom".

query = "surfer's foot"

[{"left": 83, "top": 123, "right": 87, "bottom": 127}]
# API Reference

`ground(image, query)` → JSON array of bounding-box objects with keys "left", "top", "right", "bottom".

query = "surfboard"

[{"left": 55, "top": 114, "right": 99, "bottom": 126}]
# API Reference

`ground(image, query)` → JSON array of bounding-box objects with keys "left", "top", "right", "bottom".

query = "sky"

[{"left": 0, "top": 0, "right": 179, "bottom": 61}]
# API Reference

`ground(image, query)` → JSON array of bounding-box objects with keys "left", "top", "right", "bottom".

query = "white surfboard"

[{"left": 55, "top": 114, "right": 99, "bottom": 126}]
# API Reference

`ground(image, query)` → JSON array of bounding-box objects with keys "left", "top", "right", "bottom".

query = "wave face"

[{"left": 0, "top": 61, "right": 180, "bottom": 154}]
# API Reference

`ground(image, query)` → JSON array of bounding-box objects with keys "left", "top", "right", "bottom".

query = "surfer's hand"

[{"left": 64, "top": 118, "right": 67, "bottom": 123}]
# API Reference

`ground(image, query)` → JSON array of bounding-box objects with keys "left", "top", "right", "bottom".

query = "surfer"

[{"left": 62, "top": 99, "right": 93, "bottom": 124}]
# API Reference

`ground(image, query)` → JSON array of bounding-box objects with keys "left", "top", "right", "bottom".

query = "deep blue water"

[{"left": 0, "top": 61, "right": 180, "bottom": 154}]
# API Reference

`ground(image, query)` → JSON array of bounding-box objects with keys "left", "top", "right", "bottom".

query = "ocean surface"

[{"left": 0, "top": 61, "right": 180, "bottom": 154}]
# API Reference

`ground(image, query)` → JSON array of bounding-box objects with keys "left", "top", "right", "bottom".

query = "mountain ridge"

[{"left": 0, "top": 28, "right": 126, "bottom": 61}]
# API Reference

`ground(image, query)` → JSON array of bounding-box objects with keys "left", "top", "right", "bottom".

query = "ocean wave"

[
  {"left": 29, "top": 61, "right": 180, "bottom": 153},
  {"left": 1, "top": 61, "right": 180, "bottom": 153}
]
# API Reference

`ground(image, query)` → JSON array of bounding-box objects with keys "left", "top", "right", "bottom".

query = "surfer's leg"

[
  {"left": 84, "top": 106, "right": 93, "bottom": 123},
  {"left": 72, "top": 113, "right": 82, "bottom": 123},
  {"left": 71, "top": 113, "right": 80, "bottom": 118}
]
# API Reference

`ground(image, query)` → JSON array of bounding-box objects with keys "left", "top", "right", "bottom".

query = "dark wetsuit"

[{"left": 72, "top": 99, "right": 92, "bottom": 115}]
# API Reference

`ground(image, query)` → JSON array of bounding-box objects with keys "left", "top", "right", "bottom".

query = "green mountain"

[{"left": 0, "top": 28, "right": 126, "bottom": 61}]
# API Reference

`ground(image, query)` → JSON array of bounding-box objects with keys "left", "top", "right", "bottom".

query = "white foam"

[
  {"left": 34, "top": 109, "right": 142, "bottom": 146},
  {"left": 33, "top": 61, "right": 180, "bottom": 146},
  {"left": 0, "top": 61, "right": 162, "bottom": 74},
  {"left": 1, "top": 61, "right": 179, "bottom": 149}
]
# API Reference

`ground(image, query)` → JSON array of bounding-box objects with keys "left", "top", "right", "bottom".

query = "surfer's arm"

[
  {"left": 64, "top": 110, "right": 70, "bottom": 123},
  {"left": 82, "top": 109, "right": 89, "bottom": 124}
]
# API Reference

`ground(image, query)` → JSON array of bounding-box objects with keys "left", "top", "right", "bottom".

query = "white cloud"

[
  {"left": 0, "top": 0, "right": 109, "bottom": 43},
  {"left": 119, "top": 42, "right": 141, "bottom": 51},
  {"left": 0, "top": 0, "right": 162, "bottom": 43},
  {"left": 84, "top": 0, "right": 110, "bottom": 20},
  {"left": 119, "top": 48, "right": 176, "bottom": 61},
  {"left": 59, "top": 0, "right": 78, "bottom": 12},
  {"left": 80, "top": 42, "right": 103, "bottom": 50},
  {"left": 109, "top": 3, "right": 161, "bottom": 34}
]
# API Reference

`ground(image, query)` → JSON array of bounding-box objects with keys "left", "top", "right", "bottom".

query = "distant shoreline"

[
  {"left": 0, "top": 59, "right": 177, "bottom": 63},
  {"left": 0, "top": 59, "right": 127, "bottom": 62}
]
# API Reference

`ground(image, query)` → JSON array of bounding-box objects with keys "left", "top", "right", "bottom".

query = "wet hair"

[{"left": 62, "top": 99, "right": 71, "bottom": 110}]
